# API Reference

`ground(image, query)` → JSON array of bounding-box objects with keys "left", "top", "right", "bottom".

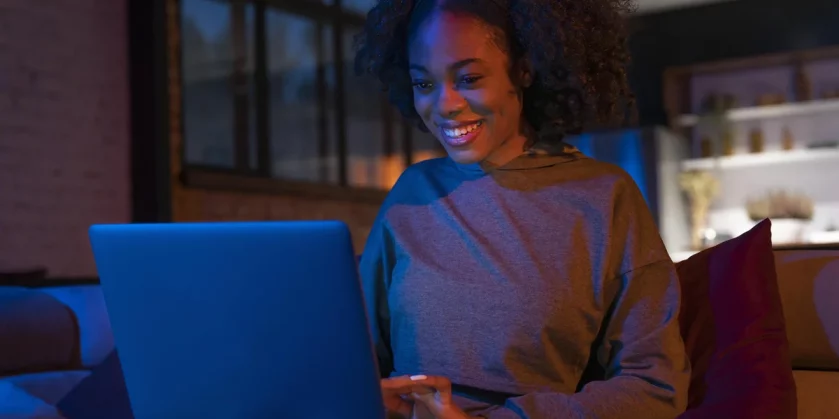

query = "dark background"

[{"left": 629, "top": 0, "right": 839, "bottom": 126}]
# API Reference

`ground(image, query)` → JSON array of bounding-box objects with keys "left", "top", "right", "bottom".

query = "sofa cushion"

[
  {"left": 2, "top": 370, "right": 91, "bottom": 407},
  {"left": 774, "top": 249, "right": 839, "bottom": 371},
  {"left": 675, "top": 219, "right": 797, "bottom": 418},
  {"left": 41, "top": 286, "right": 114, "bottom": 368},
  {"left": 792, "top": 370, "right": 839, "bottom": 419},
  {"left": 0, "top": 381, "right": 65, "bottom": 418},
  {"left": 57, "top": 350, "right": 132, "bottom": 419},
  {"left": 0, "top": 287, "right": 81, "bottom": 376}
]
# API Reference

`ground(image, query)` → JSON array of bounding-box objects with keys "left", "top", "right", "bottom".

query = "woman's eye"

[
  {"left": 459, "top": 75, "right": 483, "bottom": 85},
  {"left": 412, "top": 81, "right": 432, "bottom": 90}
]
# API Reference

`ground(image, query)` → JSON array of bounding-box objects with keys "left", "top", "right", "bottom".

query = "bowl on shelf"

[
  {"left": 769, "top": 218, "right": 810, "bottom": 245},
  {"left": 809, "top": 230, "right": 839, "bottom": 244}
]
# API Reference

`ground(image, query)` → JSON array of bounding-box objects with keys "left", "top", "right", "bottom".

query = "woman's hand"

[
  {"left": 406, "top": 375, "right": 474, "bottom": 419},
  {"left": 381, "top": 375, "right": 475, "bottom": 419},
  {"left": 381, "top": 376, "right": 416, "bottom": 419}
]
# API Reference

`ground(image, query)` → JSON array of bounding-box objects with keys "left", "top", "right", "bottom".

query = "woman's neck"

[{"left": 481, "top": 124, "right": 534, "bottom": 168}]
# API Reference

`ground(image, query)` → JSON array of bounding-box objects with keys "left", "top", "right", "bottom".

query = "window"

[
  {"left": 181, "top": 0, "right": 256, "bottom": 168},
  {"left": 266, "top": 10, "right": 337, "bottom": 183},
  {"left": 342, "top": 0, "right": 376, "bottom": 15},
  {"left": 179, "top": 0, "right": 444, "bottom": 192}
]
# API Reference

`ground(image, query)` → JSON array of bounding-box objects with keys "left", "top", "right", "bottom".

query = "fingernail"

[{"left": 410, "top": 375, "right": 427, "bottom": 381}]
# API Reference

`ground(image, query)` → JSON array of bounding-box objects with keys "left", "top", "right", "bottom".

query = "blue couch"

[{"left": 0, "top": 285, "right": 116, "bottom": 418}]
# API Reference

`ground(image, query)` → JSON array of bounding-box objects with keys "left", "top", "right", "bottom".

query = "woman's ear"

[{"left": 516, "top": 58, "right": 533, "bottom": 88}]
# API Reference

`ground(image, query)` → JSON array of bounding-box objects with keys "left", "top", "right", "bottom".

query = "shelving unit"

[
  {"left": 658, "top": 46, "right": 839, "bottom": 257},
  {"left": 674, "top": 98, "right": 839, "bottom": 127},
  {"left": 681, "top": 147, "right": 839, "bottom": 171}
]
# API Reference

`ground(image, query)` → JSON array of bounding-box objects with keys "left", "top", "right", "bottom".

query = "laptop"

[{"left": 89, "top": 221, "right": 385, "bottom": 419}]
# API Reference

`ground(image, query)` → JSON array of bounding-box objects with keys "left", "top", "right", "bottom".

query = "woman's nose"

[{"left": 435, "top": 85, "right": 467, "bottom": 117}]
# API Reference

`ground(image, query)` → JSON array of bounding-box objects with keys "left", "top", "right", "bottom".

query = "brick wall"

[
  {"left": 0, "top": 0, "right": 131, "bottom": 277},
  {"left": 165, "top": 0, "right": 380, "bottom": 252}
]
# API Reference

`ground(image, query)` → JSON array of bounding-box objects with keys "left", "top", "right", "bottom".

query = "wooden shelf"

[
  {"left": 809, "top": 231, "right": 839, "bottom": 245},
  {"left": 675, "top": 98, "right": 839, "bottom": 127},
  {"left": 670, "top": 238, "right": 839, "bottom": 261},
  {"left": 670, "top": 250, "right": 698, "bottom": 262},
  {"left": 681, "top": 147, "right": 839, "bottom": 171}
]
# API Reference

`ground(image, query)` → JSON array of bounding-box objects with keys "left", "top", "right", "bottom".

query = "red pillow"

[{"left": 675, "top": 219, "right": 797, "bottom": 419}]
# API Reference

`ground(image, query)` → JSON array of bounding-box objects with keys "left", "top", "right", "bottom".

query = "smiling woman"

[
  {"left": 355, "top": 0, "right": 636, "bottom": 165},
  {"left": 353, "top": 1, "right": 691, "bottom": 419}
]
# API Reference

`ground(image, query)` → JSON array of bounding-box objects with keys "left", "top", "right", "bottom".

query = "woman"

[{"left": 354, "top": 0, "right": 690, "bottom": 418}]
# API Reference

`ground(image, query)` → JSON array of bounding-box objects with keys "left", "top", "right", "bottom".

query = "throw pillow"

[{"left": 675, "top": 219, "right": 797, "bottom": 419}]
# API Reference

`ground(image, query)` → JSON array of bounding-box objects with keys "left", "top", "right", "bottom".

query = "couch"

[
  {"left": 1, "top": 234, "right": 837, "bottom": 418},
  {"left": 0, "top": 284, "right": 113, "bottom": 418},
  {"left": 773, "top": 246, "right": 839, "bottom": 418}
]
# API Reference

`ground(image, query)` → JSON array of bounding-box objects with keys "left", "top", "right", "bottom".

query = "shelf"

[
  {"left": 675, "top": 98, "right": 839, "bottom": 127},
  {"left": 669, "top": 235, "right": 839, "bottom": 262},
  {"left": 681, "top": 147, "right": 839, "bottom": 171},
  {"left": 810, "top": 231, "right": 839, "bottom": 244},
  {"left": 670, "top": 251, "right": 698, "bottom": 262}
]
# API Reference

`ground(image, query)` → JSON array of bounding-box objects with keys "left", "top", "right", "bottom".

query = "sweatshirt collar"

[{"left": 452, "top": 142, "right": 585, "bottom": 176}]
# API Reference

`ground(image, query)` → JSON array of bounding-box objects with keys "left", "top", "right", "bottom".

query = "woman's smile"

[{"left": 438, "top": 120, "right": 485, "bottom": 147}]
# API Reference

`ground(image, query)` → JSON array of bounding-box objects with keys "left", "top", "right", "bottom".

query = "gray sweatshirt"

[{"left": 360, "top": 148, "right": 690, "bottom": 419}]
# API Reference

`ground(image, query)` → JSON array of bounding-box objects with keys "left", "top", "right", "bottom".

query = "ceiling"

[{"left": 634, "top": 0, "right": 736, "bottom": 14}]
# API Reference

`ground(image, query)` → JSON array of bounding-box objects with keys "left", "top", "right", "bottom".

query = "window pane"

[
  {"left": 181, "top": 0, "right": 256, "bottom": 168},
  {"left": 342, "top": 0, "right": 376, "bottom": 15},
  {"left": 343, "top": 27, "right": 395, "bottom": 189},
  {"left": 374, "top": 109, "right": 407, "bottom": 189},
  {"left": 411, "top": 127, "right": 446, "bottom": 164},
  {"left": 267, "top": 11, "right": 338, "bottom": 183}
]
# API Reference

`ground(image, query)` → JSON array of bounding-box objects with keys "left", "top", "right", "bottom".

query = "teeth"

[{"left": 443, "top": 121, "right": 482, "bottom": 138}]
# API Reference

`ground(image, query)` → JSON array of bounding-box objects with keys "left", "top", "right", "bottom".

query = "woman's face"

[{"left": 408, "top": 11, "right": 527, "bottom": 165}]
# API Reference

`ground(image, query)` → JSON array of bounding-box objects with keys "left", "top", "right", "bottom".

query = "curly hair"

[{"left": 354, "top": 0, "right": 636, "bottom": 143}]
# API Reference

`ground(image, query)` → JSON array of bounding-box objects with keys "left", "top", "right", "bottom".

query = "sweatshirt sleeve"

[
  {"left": 479, "top": 176, "right": 691, "bottom": 419},
  {"left": 480, "top": 260, "right": 690, "bottom": 419},
  {"left": 359, "top": 210, "right": 397, "bottom": 378}
]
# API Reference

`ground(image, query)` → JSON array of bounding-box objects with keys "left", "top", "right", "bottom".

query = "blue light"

[
  {"left": 569, "top": 134, "right": 594, "bottom": 157},
  {"left": 619, "top": 130, "right": 649, "bottom": 204}
]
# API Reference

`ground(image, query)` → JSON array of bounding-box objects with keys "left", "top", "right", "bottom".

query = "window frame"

[{"left": 177, "top": 0, "right": 422, "bottom": 202}]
